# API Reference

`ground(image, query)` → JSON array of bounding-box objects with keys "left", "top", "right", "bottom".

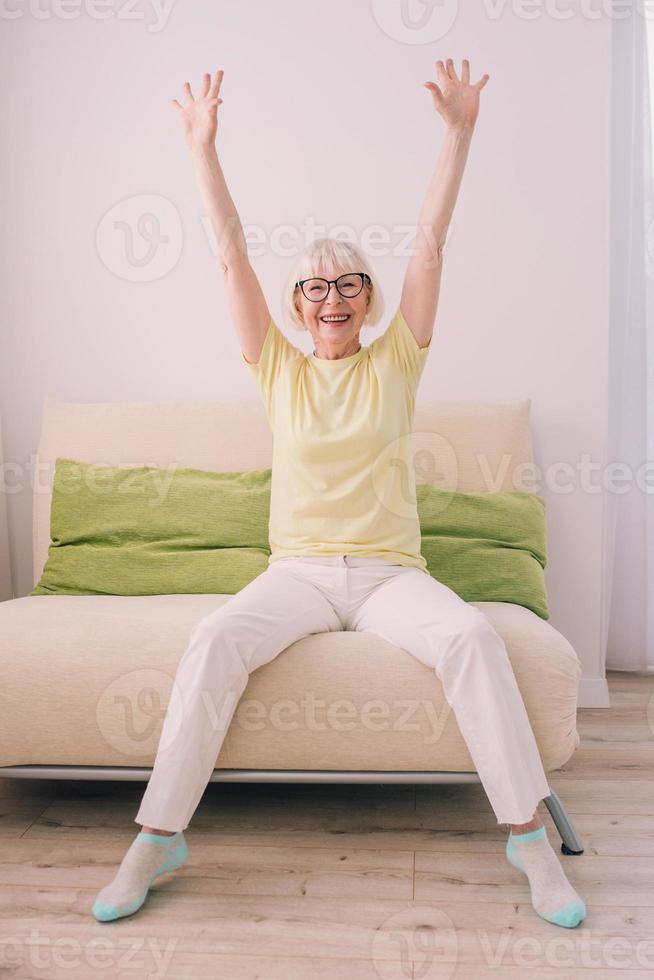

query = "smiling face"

[{"left": 294, "top": 269, "right": 372, "bottom": 360}]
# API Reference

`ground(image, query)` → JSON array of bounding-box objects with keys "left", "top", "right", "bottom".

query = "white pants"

[{"left": 134, "top": 555, "right": 551, "bottom": 831}]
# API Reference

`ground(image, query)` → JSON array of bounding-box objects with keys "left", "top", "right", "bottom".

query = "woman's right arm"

[{"left": 172, "top": 71, "right": 271, "bottom": 364}]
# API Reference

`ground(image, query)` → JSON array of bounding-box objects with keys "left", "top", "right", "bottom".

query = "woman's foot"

[
  {"left": 92, "top": 830, "right": 188, "bottom": 922},
  {"left": 506, "top": 824, "right": 586, "bottom": 928}
]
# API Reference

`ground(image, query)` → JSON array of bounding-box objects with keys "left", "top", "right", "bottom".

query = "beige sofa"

[{"left": 0, "top": 395, "right": 585, "bottom": 854}]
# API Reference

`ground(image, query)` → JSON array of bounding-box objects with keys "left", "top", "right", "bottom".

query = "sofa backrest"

[{"left": 32, "top": 396, "right": 535, "bottom": 587}]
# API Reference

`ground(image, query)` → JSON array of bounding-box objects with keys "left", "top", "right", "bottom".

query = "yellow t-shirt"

[{"left": 241, "top": 304, "right": 432, "bottom": 573}]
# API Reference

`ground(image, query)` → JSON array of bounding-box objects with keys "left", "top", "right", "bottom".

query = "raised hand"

[
  {"left": 423, "top": 58, "right": 489, "bottom": 131},
  {"left": 171, "top": 70, "right": 224, "bottom": 151}
]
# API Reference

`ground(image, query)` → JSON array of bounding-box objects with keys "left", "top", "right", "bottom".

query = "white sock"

[
  {"left": 506, "top": 825, "right": 586, "bottom": 928},
  {"left": 92, "top": 831, "right": 188, "bottom": 922}
]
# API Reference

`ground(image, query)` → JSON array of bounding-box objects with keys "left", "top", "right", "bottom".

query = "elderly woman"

[{"left": 93, "top": 61, "right": 586, "bottom": 930}]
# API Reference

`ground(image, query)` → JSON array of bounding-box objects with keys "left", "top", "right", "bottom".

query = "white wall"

[{"left": 0, "top": 1, "right": 611, "bottom": 703}]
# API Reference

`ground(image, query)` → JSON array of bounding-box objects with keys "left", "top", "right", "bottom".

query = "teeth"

[{"left": 321, "top": 315, "right": 349, "bottom": 322}]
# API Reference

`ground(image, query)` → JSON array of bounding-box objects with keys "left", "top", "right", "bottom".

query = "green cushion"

[
  {"left": 417, "top": 484, "right": 549, "bottom": 620},
  {"left": 30, "top": 458, "right": 549, "bottom": 619},
  {"left": 30, "top": 459, "right": 272, "bottom": 597}
]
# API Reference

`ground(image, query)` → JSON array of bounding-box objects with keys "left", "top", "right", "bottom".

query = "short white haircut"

[{"left": 282, "top": 237, "right": 385, "bottom": 333}]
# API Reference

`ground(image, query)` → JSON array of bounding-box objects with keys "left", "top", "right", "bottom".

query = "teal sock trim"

[
  {"left": 137, "top": 831, "right": 182, "bottom": 845},
  {"left": 509, "top": 825, "right": 546, "bottom": 844}
]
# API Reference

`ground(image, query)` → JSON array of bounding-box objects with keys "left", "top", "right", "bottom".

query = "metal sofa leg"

[{"left": 542, "top": 786, "right": 585, "bottom": 855}]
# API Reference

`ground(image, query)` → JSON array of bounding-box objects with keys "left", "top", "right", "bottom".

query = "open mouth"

[{"left": 320, "top": 315, "right": 350, "bottom": 323}]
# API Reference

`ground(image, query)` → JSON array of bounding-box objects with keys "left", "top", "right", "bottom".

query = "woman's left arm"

[{"left": 400, "top": 58, "right": 490, "bottom": 348}]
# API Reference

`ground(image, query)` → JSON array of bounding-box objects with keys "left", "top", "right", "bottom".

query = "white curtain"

[
  {"left": 604, "top": 9, "right": 654, "bottom": 672},
  {"left": 647, "top": 20, "right": 654, "bottom": 672}
]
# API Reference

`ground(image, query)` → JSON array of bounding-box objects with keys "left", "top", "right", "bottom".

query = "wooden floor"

[{"left": 1, "top": 669, "right": 652, "bottom": 979}]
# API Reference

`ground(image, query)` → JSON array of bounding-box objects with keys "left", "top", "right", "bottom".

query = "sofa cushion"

[
  {"left": 30, "top": 458, "right": 549, "bottom": 620},
  {"left": 0, "top": 594, "right": 581, "bottom": 773},
  {"left": 30, "top": 458, "right": 272, "bottom": 597},
  {"left": 418, "top": 484, "right": 549, "bottom": 619}
]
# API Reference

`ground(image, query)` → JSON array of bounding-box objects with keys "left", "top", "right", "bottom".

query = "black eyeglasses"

[{"left": 295, "top": 272, "right": 371, "bottom": 302}]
